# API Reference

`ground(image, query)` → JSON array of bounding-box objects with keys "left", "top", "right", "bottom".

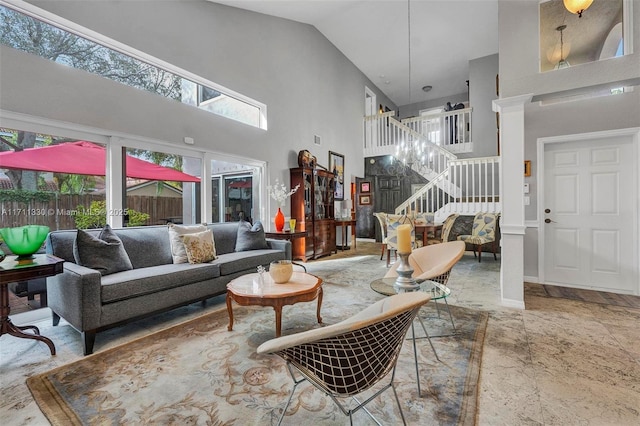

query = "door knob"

[{"left": 545, "top": 208, "right": 551, "bottom": 213}]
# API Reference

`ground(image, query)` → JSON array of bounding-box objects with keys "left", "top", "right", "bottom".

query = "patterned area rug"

[{"left": 26, "top": 244, "right": 488, "bottom": 425}]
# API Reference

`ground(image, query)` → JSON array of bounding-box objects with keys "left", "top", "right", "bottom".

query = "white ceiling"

[{"left": 210, "top": 0, "right": 499, "bottom": 107}]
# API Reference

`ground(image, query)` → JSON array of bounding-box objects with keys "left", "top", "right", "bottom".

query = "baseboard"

[
  {"left": 501, "top": 298, "right": 525, "bottom": 310},
  {"left": 524, "top": 275, "right": 539, "bottom": 283},
  {"left": 11, "top": 307, "right": 51, "bottom": 325}
]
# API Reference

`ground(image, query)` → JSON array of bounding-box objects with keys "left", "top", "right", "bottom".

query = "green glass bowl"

[{"left": 0, "top": 225, "right": 50, "bottom": 259}]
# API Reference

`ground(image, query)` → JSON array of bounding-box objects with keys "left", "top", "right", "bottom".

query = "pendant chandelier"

[
  {"left": 395, "top": 136, "right": 429, "bottom": 173},
  {"left": 554, "top": 24, "right": 571, "bottom": 69},
  {"left": 394, "top": 0, "right": 429, "bottom": 174}
]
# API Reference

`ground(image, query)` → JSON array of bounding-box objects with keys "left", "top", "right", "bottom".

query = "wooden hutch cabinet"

[{"left": 290, "top": 167, "right": 336, "bottom": 261}]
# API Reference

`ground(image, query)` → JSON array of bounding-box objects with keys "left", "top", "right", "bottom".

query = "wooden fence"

[{"left": 0, "top": 194, "right": 184, "bottom": 230}]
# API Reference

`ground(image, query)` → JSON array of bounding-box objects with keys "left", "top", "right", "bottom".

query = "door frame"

[
  {"left": 537, "top": 127, "right": 640, "bottom": 294},
  {"left": 364, "top": 86, "right": 377, "bottom": 149}
]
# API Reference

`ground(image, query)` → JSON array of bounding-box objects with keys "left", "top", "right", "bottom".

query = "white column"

[
  {"left": 201, "top": 153, "right": 213, "bottom": 223},
  {"left": 492, "top": 94, "right": 532, "bottom": 309},
  {"left": 106, "top": 137, "right": 124, "bottom": 229}
]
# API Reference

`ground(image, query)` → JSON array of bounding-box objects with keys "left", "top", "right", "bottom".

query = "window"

[
  {"left": 224, "top": 176, "right": 253, "bottom": 223},
  {"left": 0, "top": 128, "right": 106, "bottom": 231},
  {"left": 0, "top": 4, "right": 266, "bottom": 128}
]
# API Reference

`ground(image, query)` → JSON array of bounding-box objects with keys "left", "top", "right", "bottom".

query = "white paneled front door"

[{"left": 542, "top": 134, "right": 638, "bottom": 294}]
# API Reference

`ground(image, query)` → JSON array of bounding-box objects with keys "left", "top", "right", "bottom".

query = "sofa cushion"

[
  {"left": 207, "top": 222, "right": 239, "bottom": 255},
  {"left": 235, "top": 220, "right": 269, "bottom": 252},
  {"left": 73, "top": 225, "right": 133, "bottom": 276},
  {"left": 115, "top": 226, "right": 173, "bottom": 268},
  {"left": 180, "top": 229, "right": 217, "bottom": 264},
  {"left": 100, "top": 263, "right": 221, "bottom": 304},
  {"left": 212, "top": 249, "right": 286, "bottom": 276},
  {"left": 168, "top": 223, "right": 207, "bottom": 263}
]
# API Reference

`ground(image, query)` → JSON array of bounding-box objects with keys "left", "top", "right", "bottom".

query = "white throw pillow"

[
  {"left": 180, "top": 229, "right": 217, "bottom": 264},
  {"left": 168, "top": 223, "right": 207, "bottom": 263}
]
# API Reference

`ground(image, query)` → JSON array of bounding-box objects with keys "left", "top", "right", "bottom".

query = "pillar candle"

[{"left": 397, "top": 224, "right": 412, "bottom": 253}]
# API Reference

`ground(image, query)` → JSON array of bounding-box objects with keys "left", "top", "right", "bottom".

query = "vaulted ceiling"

[{"left": 210, "top": 0, "right": 499, "bottom": 107}]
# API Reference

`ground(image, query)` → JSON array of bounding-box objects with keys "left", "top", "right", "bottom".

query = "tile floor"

[{"left": 1, "top": 242, "right": 639, "bottom": 425}]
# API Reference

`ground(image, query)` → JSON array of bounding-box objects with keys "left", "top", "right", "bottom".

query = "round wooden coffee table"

[{"left": 226, "top": 271, "right": 323, "bottom": 337}]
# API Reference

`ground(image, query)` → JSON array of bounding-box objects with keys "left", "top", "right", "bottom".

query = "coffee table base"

[
  {"left": 226, "top": 288, "right": 323, "bottom": 337},
  {"left": 1, "top": 318, "right": 56, "bottom": 355}
]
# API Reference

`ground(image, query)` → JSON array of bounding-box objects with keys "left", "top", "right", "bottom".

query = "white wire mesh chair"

[{"left": 257, "top": 292, "right": 431, "bottom": 425}]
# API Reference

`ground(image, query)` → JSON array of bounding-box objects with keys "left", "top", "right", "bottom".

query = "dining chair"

[
  {"left": 457, "top": 212, "right": 500, "bottom": 262},
  {"left": 385, "top": 214, "right": 415, "bottom": 267},
  {"left": 425, "top": 213, "right": 459, "bottom": 245},
  {"left": 257, "top": 292, "right": 431, "bottom": 425},
  {"left": 373, "top": 212, "right": 388, "bottom": 261}
]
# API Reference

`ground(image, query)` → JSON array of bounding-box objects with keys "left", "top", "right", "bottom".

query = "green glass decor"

[{"left": 0, "top": 225, "right": 50, "bottom": 260}]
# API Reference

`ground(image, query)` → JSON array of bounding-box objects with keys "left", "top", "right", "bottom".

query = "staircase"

[{"left": 363, "top": 110, "right": 500, "bottom": 220}]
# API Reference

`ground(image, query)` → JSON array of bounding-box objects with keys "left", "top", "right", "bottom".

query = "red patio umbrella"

[{"left": 0, "top": 141, "right": 200, "bottom": 182}]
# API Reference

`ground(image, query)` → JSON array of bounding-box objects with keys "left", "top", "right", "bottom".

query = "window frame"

[{"left": 1, "top": 0, "right": 268, "bottom": 130}]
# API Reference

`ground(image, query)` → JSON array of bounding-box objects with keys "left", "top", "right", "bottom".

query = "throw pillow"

[
  {"left": 235, "top": 220, "right": 269, "bottom": 252},
  {"left": 168, "top": 223, "right": 207, "bottom": 263},
  {"left": 179, "top": 229, "right": 217, "bottom": 264},
  {"left": 73, "top": 225, "right": 133, "bottom": 276}
]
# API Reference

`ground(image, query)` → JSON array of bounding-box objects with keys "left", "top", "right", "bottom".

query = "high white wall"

[
  {"left": 498, "top": 0, "right": 640, "bottom": 280},
  {"left": 469, "top": 53, "right": 499, "bottom": 158},
  {"left": 1, "top": 0, "right": 396, "bottom": 219}
]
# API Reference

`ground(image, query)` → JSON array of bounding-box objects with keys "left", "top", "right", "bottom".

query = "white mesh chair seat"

[
  {"left": 385, "top": 240, "right": 465, "bottom": 285},
  {"left": 257, "top": 292, "right": 431, "bottom": 425}
]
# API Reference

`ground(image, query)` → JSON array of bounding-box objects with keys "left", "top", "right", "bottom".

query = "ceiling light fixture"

[
  {"left": 407, "top": 0, "right": 412, "bottom": 105},
  {"left": 554, "top": 25, "right": 571, "bottom": 69},
  {"left": 422, "top": 85, "right": 432, "bottom": 92},
  {"left": 394, "top": 0, "right": 431, "bottom": 175},
  {"left": 563, "top": 0, "right": 593, "bottom": 18}
]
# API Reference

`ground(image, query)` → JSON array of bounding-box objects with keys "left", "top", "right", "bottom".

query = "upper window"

[
  {"left": 539, "top": 0, "right": 628, "bottom": 72},
  {"left": 0, "top": 5, "right": 266, "bottom": 128}
]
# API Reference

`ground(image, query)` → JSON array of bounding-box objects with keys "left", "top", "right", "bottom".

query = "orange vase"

[{"left": 274, "top": 207, "right": 285, "bottom": 232}]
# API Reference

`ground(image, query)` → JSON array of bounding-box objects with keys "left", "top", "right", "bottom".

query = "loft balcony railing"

[{"left": 401, "top": 108, "right": 473, "bottom": 154}]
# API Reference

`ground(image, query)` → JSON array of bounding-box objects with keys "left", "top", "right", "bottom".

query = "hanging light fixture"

[
  {"left": 394, "top": 0, "right": 430, "bottom": 175},
  {"left": 554, "top": 25, "right": 571, "bottom": 69},
  {"left": 563, "top": 0, "right": 593, "bottom": 18}
]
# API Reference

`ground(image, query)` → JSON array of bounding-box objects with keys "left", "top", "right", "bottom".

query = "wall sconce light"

[{"left": 563, "top": 0, "right": 593, "bottom": 18}]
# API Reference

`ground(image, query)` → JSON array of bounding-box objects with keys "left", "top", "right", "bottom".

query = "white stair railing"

[
  {"left": 364, "top": 109, "right": 499, "bottom": 219},
  {"left": 395, "top": 156, "right": 501, "bottom": 220},
  {"left": 363, "top": 112, "right": 456, "bottom": 179}
]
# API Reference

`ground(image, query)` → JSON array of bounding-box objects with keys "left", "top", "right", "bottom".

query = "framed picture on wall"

[
  {"left": 359, "top": 194, "right": 371, "bottom": 205},
  {"left": 359, "top": 181, "right": 371, "bottom": 193},
  {"left": 329, "top": 151, "right": 345, "bottom": 200},
  {"left": 524, "top": 160, "right": 531, "bottom": 177}
]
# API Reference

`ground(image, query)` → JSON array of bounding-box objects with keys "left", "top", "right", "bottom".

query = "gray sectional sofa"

[{"left": 45, "top": 222, "right": 291, "bottom": 355}]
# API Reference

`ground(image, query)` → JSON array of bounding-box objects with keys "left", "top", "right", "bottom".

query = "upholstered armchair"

[
  {"left": 385, "top": 214, "right": 415, "bottom": 267},
  {"left": 457, "top": 212, "right": 500, "bottom": 262},
  {"left": 425, "top": 213, "right": 459, "bottom": 245},
  {"left": 257, "top": 292, "right": 431, "bottom": 425}
]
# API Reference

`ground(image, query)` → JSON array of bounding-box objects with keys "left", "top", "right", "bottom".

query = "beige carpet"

[{"left": 26, "top": 246, "right": 488, "bottom": 425}]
